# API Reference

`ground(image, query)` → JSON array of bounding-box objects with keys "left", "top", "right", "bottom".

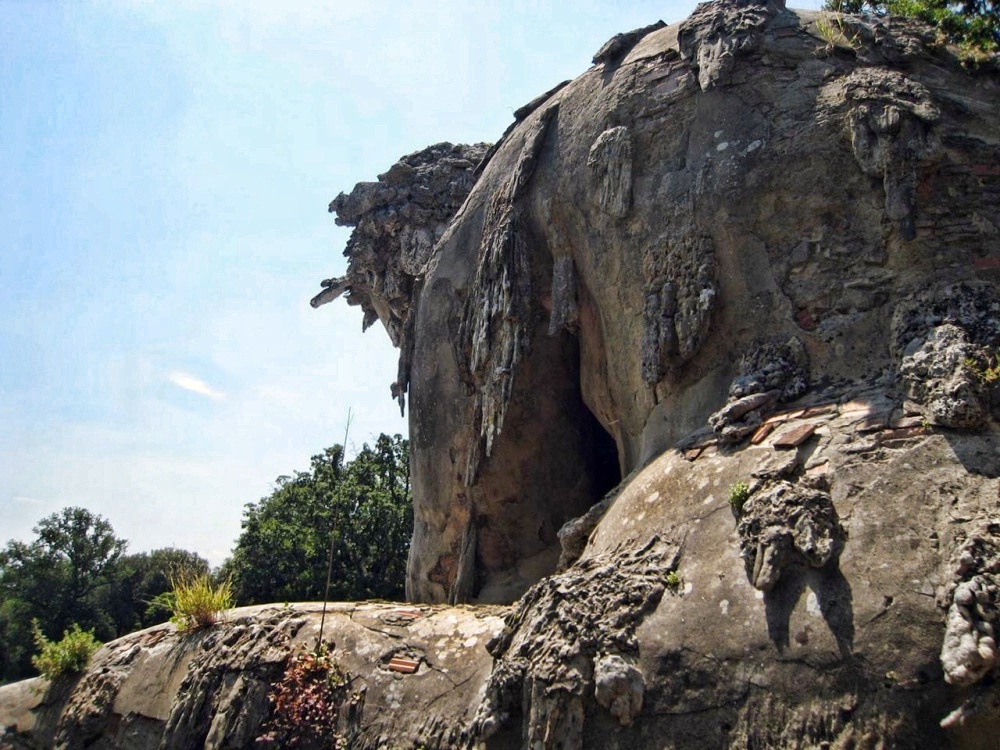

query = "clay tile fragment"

[
  {"left": 388, "top": 657, "right": 420, "bottom": 674},
  {"left": 772, "top": 423, "right": 816, "bottom": 449}
]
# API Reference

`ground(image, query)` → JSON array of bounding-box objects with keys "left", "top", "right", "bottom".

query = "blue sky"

[{"left": 1, "top": 0, "right": 821, "bottom": 565}]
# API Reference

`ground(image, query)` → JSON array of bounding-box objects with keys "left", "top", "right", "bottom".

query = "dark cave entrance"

[{"left": 583, "top": 406, "right": 622, "bottom": 501}]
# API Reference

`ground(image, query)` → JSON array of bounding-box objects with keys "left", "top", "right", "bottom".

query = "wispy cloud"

[
  {"left": 12, "top": 495, "right": 45, "bottom": 506},
  {"left": 167, "top": 372, "right": 225, "bottom": 400}
]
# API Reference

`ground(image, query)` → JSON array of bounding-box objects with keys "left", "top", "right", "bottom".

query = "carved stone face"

[{"left": 324, "top": 6, "right": 999, "bottom": 605}]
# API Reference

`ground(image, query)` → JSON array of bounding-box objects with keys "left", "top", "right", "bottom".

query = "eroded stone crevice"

[
  {"left": 458, "top": 105, "right": 559, "bottom": 485},
  {"left": 467, "top": 537, "right": 679, "bottom": 749}
]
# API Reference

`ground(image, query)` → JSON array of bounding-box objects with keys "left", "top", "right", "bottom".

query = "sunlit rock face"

[
  {"left": 3, "top": 3, "right": 1000, "bottom": 749},
  {"left": 324, "top": 0, "right": 998, "bottom": 609}
]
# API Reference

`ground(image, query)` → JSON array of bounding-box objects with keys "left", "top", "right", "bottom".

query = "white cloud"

[
  {"left": 167, "top": 371, "right": 225, "bottom": 400},
  {"left": 12, "top": 495, "right": 45, "bottom": 506}
]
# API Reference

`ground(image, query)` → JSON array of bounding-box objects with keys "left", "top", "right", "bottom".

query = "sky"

[{"left": 0, "top": 0, "right": 822, "bottom": 566}]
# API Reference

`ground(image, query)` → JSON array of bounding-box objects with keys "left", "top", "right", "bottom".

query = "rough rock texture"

[
  {"left": 312, "top": 141, "right": 490, "bottom": 413},
  {"left": 331, "top": 0, "right": 999, "bottom": 608},
  {"left": 6, "top": 2, "right": 1000, "bottom": 748},
  {"left": 468, "top": 537, "right": 678, "bottom": 748},
  {"left": 1, "top": 603, "right": 507, "bottom": 750}
]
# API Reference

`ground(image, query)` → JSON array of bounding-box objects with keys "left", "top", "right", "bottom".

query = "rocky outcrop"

[
  {"left": 315, "top": 0, "right": 999, "bottom": 609},
  {"left": 5, "top": 1, "right": 1000, "bottom": 748},
  {"left": 313, "top": 142, "right": 490, "bottom": 414},
  {"left": 0, "top": 603, "right": 507, "bottom": 749}
]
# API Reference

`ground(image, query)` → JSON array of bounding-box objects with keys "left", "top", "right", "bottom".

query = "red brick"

[{"left": 388, "top": 657, "right": 420, "bottom": 674}]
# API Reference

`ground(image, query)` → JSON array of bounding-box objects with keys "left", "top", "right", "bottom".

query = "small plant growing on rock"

[
  {"left": 815, "top": 12, "right": 864, "bottom": 52},
  {"left": 728, "top": 481, "right": 752, "bottom": 514},
  {"left": 31, "top": 620, "right": 101, "bottom": 679},
  {"left": 965, "top": 350, "right": 1000, "bottom": 385},
  {"left": 258, "top": 644, "right": 348, "bottom": 748},
  {"left": 163, "top": 571, "right": 233, "bottom": 631},
  {"left": 665, "top": 571, "right": 682, "bottom": 591}
]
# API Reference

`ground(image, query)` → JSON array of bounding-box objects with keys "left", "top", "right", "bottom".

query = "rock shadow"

[{"left": 764, "top": 563, "right": 855, "bottom": 660}]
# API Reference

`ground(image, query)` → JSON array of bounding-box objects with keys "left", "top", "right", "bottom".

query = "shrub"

[
  {"left": 31, "top": 620, "right": 101, "bottom": 679},
  {"left": 728, "top": 481, "right": 752, "bottom": 513},
  {"left": 258, "top": 645, "right": 348, "bottom": 748},
  {"left": 163, "top": 571, "right": 233, "bottom": 631}
]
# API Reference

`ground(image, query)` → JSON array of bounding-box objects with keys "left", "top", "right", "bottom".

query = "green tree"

[
  {"left": 101, "top": 548, "right": 210, "bottom": 634},
  {"left": 0, "top": 507, "right": 127, "bottom": 681},
  {"left": 825, "top": 0, "right": 999, "bottom": 53},
  {"left": 225, "top": 434, "right": 412, "bottom": 606}
]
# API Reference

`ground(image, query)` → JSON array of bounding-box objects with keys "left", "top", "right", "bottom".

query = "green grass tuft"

[{"left": 163, "top": 571, "right": 233, "bottom": 631}]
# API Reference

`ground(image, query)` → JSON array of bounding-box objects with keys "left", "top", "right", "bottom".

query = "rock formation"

[{"left": 3, "top": 1, "right": 1000, "bottom": 747}]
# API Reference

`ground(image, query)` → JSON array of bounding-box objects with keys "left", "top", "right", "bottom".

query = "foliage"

[
  {"left": 816, "top": 12, "right": 866, "bottom": 50},
  {"left": 162, "top": 571, "right": 233, "bottom": 631},
  {"left": 102, "top": 548, "right": 211, "bottom": 635},
  {"left": 729, "top": 481, "right": 752, "bottom": 513},
  {"left": 225, "top": 434, "right": 412, "bottom": 606},
  {"left": 0, "top": 507, "right": 127, "bottom": 680},
  {"left": 30, "top": 620, "right": 101, "bottom": 680},
  {"left": 665, "top": 571, "right": 682, "bottom": 591},
  {"left": 823, "top": 0, "right": 999, "bottom": 56},
  {"left": 0, "top": 505, "right": 211, "bottom": 682},
  {"left": 965, "top": 350, "right": 1000, "bottom": 384},
  {"left": 258, "top": 644, "right": 348, "bottom": 748}
]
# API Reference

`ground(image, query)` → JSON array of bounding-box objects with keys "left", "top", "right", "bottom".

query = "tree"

[
  {"left": 101, "top": 548, "right": 210, "bottom": 635},
  {"left": 825, "top": 0, "right": 999, "bottom": 53},
  {"left": 225, "top": 434, "right": 412, "bottom": 606},
  {"left": 0, "top": 507, "right": 127, "bottom": 681}
]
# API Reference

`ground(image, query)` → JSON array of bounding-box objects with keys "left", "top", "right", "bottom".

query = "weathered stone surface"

[
  {"left": 468, "top": 537, "right": 678, "bottom": 748},
  {"left": 0, "top": 603, "right": 507, "bottom": 750},
  {"left": 325, "top": 0, "right": 997, "bottom": 608},
  {"left": 312, "top": 141, "right": 490, "bottom": 413},
  {"left": 9, "top": 2, "right": 1000, "bottom": 748}
]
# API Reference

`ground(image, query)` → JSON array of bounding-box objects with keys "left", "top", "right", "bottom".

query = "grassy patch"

[{"left": 161, "top": 571, "right": 233, "bottom": 631}]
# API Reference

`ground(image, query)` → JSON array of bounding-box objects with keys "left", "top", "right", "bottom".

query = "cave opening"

[{"left": 583, "top": 406, "right": 622, "bottom": 502}]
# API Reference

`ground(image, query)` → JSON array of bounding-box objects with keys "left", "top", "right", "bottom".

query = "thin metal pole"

[{"left": 317, "top": 408, "right": 352, "bottom": 652}]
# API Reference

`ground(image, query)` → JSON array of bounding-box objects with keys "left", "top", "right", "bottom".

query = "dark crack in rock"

[{"left": 468, "top": 536, "right": 678, "bottom": 749}]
